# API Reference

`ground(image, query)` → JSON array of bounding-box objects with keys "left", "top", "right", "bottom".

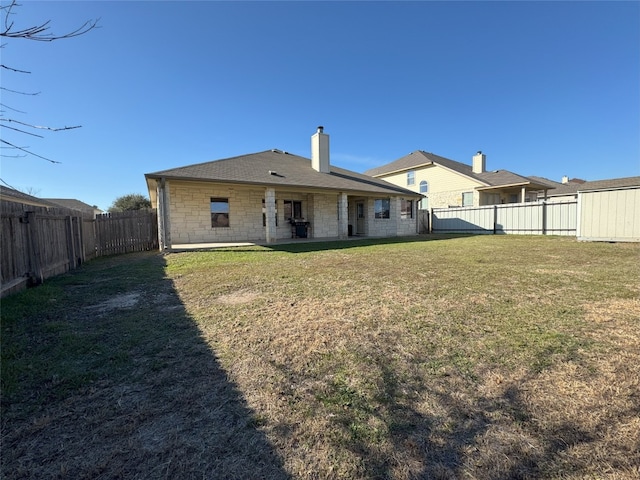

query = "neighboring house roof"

[
  {"left": 528, "top": 176, "right": 582, "bottom": 198},
  {"left": 44, "top": 198, "right": 102, "bottom": 214},
  {"left": 146, "top": 149, "right": 421, "bottom": 197},
  {"left": 474, "top": 170, "right": 550, "bottom": 190},
  {"left": 0, "top": 186, "right": 58, "bottom": 208},
  {"left": 365, "top": 150, "right": 550, "bottom": 190},
  {"left": 365, "top": 151, "right": 472, "bottom": 178},
  {"left": 528, "top": 176, "right": 564, "bottom": 189},
  {"left": 545, "top": 183, "right": 581, "bottom": 197},
  {"left": 577, "top": 176, "right": 640, "bottom": 192}
]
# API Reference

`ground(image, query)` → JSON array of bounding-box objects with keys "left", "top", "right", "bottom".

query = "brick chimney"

[
  {"left": 472, "top": 151, "right": 486, "bottom": 174},
  {"left": 311, "top": 126, "right": 330, "bottom": 173}
]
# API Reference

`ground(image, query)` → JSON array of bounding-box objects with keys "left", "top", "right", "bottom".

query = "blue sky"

[{"left": 1, "top": 0, "right": 638, "bottom": 210}]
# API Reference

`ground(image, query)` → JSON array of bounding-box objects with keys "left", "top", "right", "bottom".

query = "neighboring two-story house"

[{"left": 365, "top": 150, "right": 551, "bottom": 209}]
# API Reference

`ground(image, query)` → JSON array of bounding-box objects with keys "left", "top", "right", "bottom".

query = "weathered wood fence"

[
  {"left": 431, "top": 200, "right": 578, "bottom": 236},
  {"left": 1, "top": 201, "right": 158, "bottom": 297}
]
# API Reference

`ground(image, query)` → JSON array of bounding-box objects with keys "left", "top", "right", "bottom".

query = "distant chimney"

[
  {"left": 311, "top": 126, "right": 330, "bottom": 173},
  {"left": 561, "top": 175, "right": 569, "bottom": 184},
  {"left": 472, "top": 151, "right": 486, "bottom": 174}
]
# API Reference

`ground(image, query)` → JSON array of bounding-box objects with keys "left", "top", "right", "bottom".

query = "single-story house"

[
  {"left": 577, "top": 176, "right": 640, "bottom": 242},
  {"left": 144, "top": 127, "right": 422, "bottom": 249},
  {"left": 0, "top": 186, "right": 58, "bottom": 209},
  {"left": 529, "top": 176, "right": 586, "bottom": 203},
  {"left": 364, "top": 150, "right": 552, "bottom": 209},
  {"left": 43, "top": 198, "right": 103, "bottom": 218}
]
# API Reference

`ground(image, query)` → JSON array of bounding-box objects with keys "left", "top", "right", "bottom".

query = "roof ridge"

[{"left": 148, "top": 149, "right": 308, "bottom": 175}]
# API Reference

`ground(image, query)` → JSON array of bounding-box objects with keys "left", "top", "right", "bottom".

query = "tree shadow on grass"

[{"left": 1, "top": 252, "right": 290, "bottom": 479}]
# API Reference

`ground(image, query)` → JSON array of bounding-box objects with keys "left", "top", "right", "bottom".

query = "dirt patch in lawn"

[
  {"left": 216, "top": 289, "right": 260, "bottom": 305},
  {"left": 85, "top": 292, "right": 142, "bottom": 312}
]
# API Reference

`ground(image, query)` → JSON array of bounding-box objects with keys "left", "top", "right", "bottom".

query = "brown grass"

[{"left": 2, "top": 235, "right": 639, "bottom": 479}]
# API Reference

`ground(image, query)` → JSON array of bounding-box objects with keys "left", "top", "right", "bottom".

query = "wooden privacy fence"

[
  {"left": 94, "top": 211, "right": 158, "bottom": 256},
  {"left": 431, "top": 200, "right": 578, "bottom": 236},
  {"left": 1, "top": 202, "right": 158, "bottom": 297}
]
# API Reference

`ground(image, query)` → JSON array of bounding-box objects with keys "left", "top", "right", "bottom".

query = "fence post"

[
  {"left": 430, "top": 208, "right": 434, "bottom": 233},
  {"left": 25, "top": 211, "right": 43, "bottom": 285},
  {"left": 493, "top": 205, "right": 498, "bottom": 234},
  {"left": 542, "top": 201, "right": 547, "bottom": 235},
  {"left": 76, "top": 216, "right": 86, "bottom": 264},
  {"left": 66, "top": 215, "right": 78, "bottom": 269}
]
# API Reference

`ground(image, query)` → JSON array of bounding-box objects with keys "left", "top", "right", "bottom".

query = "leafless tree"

[{"left": 0, "top": 0, "right": 99, "bottom": 164}]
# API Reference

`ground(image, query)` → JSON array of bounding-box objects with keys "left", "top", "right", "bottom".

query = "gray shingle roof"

[
  {"left": 0, "top": 186, "right": 58, "bottom": 207},
  {"left": 146, "top": 150, "right": 421, "bottom": 197},
  {"left": 365, "top": 150, "right": 550, "bottom": 189},
  {"left": 44, "top": 198, "right": 101, "bottom": 213},
  {"left": 577, "top": 176, "right": 640, "bottom": 192},
  {"left": 525, "top": 176, "right": 564, "bottom": 189},
  {"left": 365, "top": 151, "right": 480, "bottom": 180},
  {"left": 545, "top": 183, "right": 581, "bottom": 196}
]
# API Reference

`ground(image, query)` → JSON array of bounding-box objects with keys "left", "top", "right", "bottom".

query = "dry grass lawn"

[{"left": 2, "top": 235, "right": 639, "bottom": 479}]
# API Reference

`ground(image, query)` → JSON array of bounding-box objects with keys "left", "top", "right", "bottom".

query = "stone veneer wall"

[
  {"left": 427, "top": 189, "right": 479, "bottom": 209},
  {"left": 346, "top": 196, "right": 418, "bottom": 238},
  {"left": 397, "top": 198, "right": 419, "bottom": 236},
  {"left": 169, "top": 183, "right": 267, "bottom": 243},
  {"left": 309, "top": 193, "right": 339, "bottom": 238},
  {"left": 368, "top": 197, "right": 398, "bottom": 237},
  {"left": 169, "top": 182, "right": 345, "bottom": 243},
  {"left": 168, "top": 181, "right": 418, "bottom": 243}
]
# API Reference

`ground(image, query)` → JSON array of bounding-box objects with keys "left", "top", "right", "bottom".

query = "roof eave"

[
  {"left": 476, "top": 181, "right": 550, "bottom": 191},
  {"left": 370, "top": 162, "right": 434, "bottom": 178},
  {"left": 144, "top": 174, "right": 421, "bottom": 198}
]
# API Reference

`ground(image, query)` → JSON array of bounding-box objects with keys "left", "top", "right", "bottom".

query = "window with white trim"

[
  {"left": 407, "top": 170, "right": 415, "bottom": 186},
  {"left": 462, "top": 192, "right": 473, "bottom": 207}
]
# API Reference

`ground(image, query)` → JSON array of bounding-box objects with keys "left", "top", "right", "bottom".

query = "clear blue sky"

[{"left": 1, "top": 0, "right": 638, "bottom": 210}]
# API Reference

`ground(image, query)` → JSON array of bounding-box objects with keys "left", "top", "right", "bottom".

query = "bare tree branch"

[
  {"left": 1, "top": 118, "right": 81, "bottom": 132},
  {"left": 1, "top": 1, "right": 99, "bottom": 41},
  {"left": 1, "top": 63, "right": 30, "bottom": 73},
  {"left": 0, "top": 102, "right": 27, "bottom": 113},
  {"left": 1, "top": 123, "right": 45, "bottom": 138},
  {"left": 0, "top": 177, "right": 20, "bottom": 189},
  {"left": 0, "top": 86, "right": 40, "bottom": 95},
  {"left": 0, "top": 0, "right": 97, "bottom": 164},
  {"left": 0, "top": 139, "right": 61, "bottom": 163}
]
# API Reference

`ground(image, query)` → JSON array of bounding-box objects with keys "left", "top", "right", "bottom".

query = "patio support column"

[
  {"left": 265, "top": 187, "right": 276, "bottom": 244},
  {"left": 157, "top": 178, "right": 171, "bottom": 251},
  {"left": 521, "top": 186, "right": 527, "bottom": 203},
  {"left": 338, "top": 192, "right": 348, "bottom": 239}
]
